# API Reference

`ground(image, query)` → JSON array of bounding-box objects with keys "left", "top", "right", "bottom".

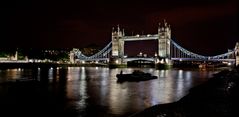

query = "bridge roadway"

[{"left": 122, "top": 34, "right": 158, "bottom": 41}]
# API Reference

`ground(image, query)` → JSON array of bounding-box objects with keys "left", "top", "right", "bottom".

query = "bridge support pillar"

[
  {"left": 155, "top": 57, "right": 173, "bottom": 69},
  {"left": 109, "top": 57, "right": 127, "bottom": 68}
]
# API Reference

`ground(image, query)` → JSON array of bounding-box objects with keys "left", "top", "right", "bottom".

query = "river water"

[{"left": 0, "top": 67, "right": 218, "bottom": 117}]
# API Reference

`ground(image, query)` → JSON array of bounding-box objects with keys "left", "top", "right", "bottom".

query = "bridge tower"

[
  {"left": 158, "top": 20, "right": 171, "bottom": 58},
  {"left": 155, "top": 20, "right": 172, "bottom": 69},
  {"left": 111, "top": 25, "right": 125, "bottom": 64},
  {"left": 235, "top": 42, "right": 239, "bottom": 66}
]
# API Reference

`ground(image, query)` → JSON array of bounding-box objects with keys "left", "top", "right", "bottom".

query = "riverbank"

[{"left": 131, "top": 66, "right": 239, "bottom": 117}]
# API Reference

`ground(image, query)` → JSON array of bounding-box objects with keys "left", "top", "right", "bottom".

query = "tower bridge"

[{"left": 71, "top": 20, "right": 239, "bottom": 67}]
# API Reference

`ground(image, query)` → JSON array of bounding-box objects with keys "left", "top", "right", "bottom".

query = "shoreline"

[
  {"left": 0, "top": 62, "right": 108, "bottom": 69},
  {"left": 131, "top": 66, "right": 239, "bottom": 117}
]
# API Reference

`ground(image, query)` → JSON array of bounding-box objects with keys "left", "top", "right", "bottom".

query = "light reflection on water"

[{"left": 0, "top": 67, "right": 217, "bottom": 116}]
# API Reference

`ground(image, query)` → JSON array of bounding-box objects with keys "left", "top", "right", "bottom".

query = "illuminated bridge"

[{"left": 71, "top": 20, "right": 239, "bottom": 66}]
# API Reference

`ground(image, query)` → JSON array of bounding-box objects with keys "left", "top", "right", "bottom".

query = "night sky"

[{"left": 3, "top": 0, "right": 238, "bottom": 56}]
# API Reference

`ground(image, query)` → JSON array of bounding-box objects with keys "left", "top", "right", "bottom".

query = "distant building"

[
  {"left": 69, "top": 51, "right": 75, "bottom": 63},
  {"left": 235, "top": 42, "right": 239, "bottom": 66}
]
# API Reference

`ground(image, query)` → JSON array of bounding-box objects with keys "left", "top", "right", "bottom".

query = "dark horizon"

[{"left": 3, "top": 0, "right": 238, "bottom": 56}]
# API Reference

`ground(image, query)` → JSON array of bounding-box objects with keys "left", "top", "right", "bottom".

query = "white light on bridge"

[
  {"left": 115, "top": 60, "right": 119, "bottom": 64},
  {"left": 227, "top": 62, "right": 232, "bottom": 66},
  {"left": 165, "top": 58, "right": 169, "bottom": 63},
  {"left": 82, "top": 61, "right": 85, "bottom": 64},
  {"left": 156, "top": 59, "right": 160, "bottom": 63}
]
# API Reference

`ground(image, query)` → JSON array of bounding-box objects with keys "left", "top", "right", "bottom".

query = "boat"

[{"left": 116, "top": 70, "right": 158, "bottom": 82}]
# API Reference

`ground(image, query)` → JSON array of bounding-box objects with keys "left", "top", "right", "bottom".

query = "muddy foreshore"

[{"left": 131, "top": 66, "right": 239, "bottom": 117}]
